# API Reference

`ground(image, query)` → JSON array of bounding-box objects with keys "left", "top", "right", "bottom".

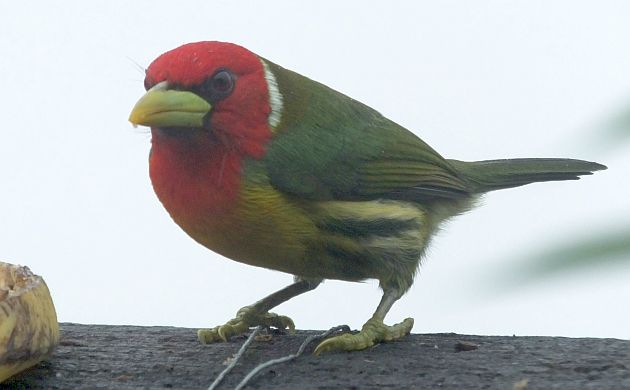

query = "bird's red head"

[
  {"left": 136, "top": 41, "right": 275, "bottom": 158},
  {"left": 129, "top": 42, "right": 280, "bottom": 222}
]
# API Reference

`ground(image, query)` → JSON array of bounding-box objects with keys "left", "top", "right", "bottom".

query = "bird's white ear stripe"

[{"left": 260, "top": 59, "right": 283, "bottom": 129}]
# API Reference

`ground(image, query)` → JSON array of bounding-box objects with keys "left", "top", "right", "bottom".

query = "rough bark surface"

[{"left": 1, "top": 323, "right": 629, "bottom": 389}]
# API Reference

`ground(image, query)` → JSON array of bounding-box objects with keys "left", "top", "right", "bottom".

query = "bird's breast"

[
  {"left": 175, "top": 182, "right": 318, "bottom": 274},
  {"left": 149, "top": 137, "right": 317, "bottom": 272}
]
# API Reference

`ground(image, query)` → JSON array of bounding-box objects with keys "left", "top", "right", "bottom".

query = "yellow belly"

[
  {"left": 176, "top": 180, "right": 437, "bottom": 292},
  {"left": 181, "top": 183, "right": 318, "bottom": 276}
]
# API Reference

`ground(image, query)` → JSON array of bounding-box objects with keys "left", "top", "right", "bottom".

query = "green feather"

[
  {"left": 260, "top": 60, "right": 605, "bottom": 203},
  {"left": 262, "top": 60, "right": 468, "bottom": 202},
  {"left": 448, "top": 158, "right": 607, "bottom": 193}
]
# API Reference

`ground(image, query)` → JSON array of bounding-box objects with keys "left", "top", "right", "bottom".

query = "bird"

[{"left": 128, "top": 41, "right": 606, "bottom": 354}]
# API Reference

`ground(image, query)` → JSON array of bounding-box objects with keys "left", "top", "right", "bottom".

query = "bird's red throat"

[{"left": 148, "top": 130, "right": 248, "bottom": 226}]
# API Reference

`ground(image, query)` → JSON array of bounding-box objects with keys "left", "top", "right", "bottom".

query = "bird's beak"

[{"left": 128, "top": 81, "right": 212, "bottom": 128}]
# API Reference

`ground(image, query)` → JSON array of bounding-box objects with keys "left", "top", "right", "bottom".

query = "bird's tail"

[{"left": 448, "top": 158, "right": 607, "bottom": 194}]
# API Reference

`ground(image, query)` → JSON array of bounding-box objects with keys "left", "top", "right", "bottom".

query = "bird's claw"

[
  {"left": 313, "top": 317, "right": 414, "bottom": 355},
  {"left": 197, "top": 305, "right": 295, "bottom": 344}
]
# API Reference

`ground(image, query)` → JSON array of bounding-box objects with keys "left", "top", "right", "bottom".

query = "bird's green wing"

[{"left": 261, "top": 60, "right": 470, "bottom": 201}]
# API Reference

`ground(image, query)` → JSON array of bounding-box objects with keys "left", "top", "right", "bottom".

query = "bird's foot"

[
  {"left": 197, "top": 305, "right": 295, "bottom": 344},
  {"left": 313, "top": 316, "right": 414, "bottom": 355}
]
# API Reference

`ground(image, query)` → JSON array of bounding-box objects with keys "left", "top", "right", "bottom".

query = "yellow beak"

[{"left": 128, "top": 81, "right": 212, "bottom": 128}]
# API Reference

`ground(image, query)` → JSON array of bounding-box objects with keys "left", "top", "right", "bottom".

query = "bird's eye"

[
  {"left": 199, "top": 69, "right": 235, "bottom": 101},
  {"left": 211, "top": 70, "right": 233, "bottom": 92}
]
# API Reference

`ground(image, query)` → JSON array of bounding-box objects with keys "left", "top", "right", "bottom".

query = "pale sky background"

[{"left": 1, "top": 1, "right": 629, "bottom": 339}]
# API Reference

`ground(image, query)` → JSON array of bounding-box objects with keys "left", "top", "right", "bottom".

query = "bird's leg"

[
  {"left": 198, "top": 277, "right": 322, "bottom": 343},
  {"left": 313, "top": 287, "right": 414, "bottom": 355}
]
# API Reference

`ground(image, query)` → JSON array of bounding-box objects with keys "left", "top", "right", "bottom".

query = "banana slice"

[{"left": 0, "top": 262, "right": 59, "bottom": 383}]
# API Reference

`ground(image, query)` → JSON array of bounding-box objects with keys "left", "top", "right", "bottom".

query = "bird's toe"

[
  {"left": 313, "top": 316, "right": 414, "bottom": 355},
  {"left": 197, "top": 306, "right": 296, "bottom": 344}
]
